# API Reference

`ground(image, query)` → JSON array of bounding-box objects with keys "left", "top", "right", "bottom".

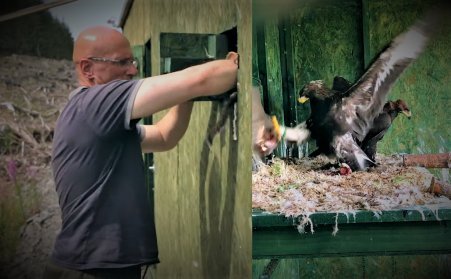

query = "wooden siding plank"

[
  {"left": 255, "top": 22, "right": 269, "bottom": 113},
  {"left": 278, "top": 19, "right": 297, "bottom": 128},
  {"left": 253, "top": 221, "right": 451, "bottom": 258},
  {"left": 361, "top": 0, "right": 371, "bottom": 69},
  {"left": 264, "top": 19, "right": 286, "bottom": 157},
  {"left": 253, "top": 254, "right": 451, "bottom": 278}
]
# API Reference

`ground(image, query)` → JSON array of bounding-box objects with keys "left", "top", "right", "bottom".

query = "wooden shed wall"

[{"left": 122, "top": 0, "right": 252, "bottom": 278}]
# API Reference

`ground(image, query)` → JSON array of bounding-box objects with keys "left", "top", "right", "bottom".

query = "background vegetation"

[
  {"left": 0, "top": 0, "right": 73, "bottom": 60},
  {"left": 0, "top": 0, "right": 77, "bottom": 268}
]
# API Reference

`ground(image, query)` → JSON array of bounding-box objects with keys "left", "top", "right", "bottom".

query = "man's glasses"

[{"left": 88, "top": 57, "right": 139, "bottom": 68}]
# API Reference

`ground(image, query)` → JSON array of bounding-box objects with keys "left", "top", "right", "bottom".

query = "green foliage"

[
  {"left": 0, "top": 0, "right": 73, "bottom": 60},
  {"left": 271, "top": 160, "right": 284, "bottom": 177},
  {"left": 0, "top": 193, "right": 26, "bottom": 265},
  {"left": 0, "top": 172, "right": 41, "bottom": 266},
  {"left": 0, "top": 127, "right": 17, "bottom": 155}
]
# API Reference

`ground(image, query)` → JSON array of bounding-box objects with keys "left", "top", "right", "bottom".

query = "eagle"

[
  {"left": 304, "top": 77, "right": 411, "bottom": 163},
  {"left": 300, "top": 76, "right": 354, "bottom": 158},
  {"left": 360, "top": 99, "right": 411, "bottom": 162},
  {"left": 298, "top": 7, "right": 442, "bottom": 171}
]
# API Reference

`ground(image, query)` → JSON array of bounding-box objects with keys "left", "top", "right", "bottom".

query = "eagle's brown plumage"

[
  {"left": 300, "top": 78, "right": 348, "bottom": 158},
  {"left": 298, "top": 6, "right": 444, "bottom": 170},
  {"left": 360, "top": 99, "right": 411, "bottom": 162}
]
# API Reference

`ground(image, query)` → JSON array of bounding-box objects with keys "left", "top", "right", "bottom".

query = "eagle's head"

[
  {"left": 384, "top": 99, "right": 411, "bottom": 119},
  {"left": 299, "top": 80, "right": 326, "bottom": 103},
  {"left": 394, "top": 99, "right": 411, "bottom": 119}
]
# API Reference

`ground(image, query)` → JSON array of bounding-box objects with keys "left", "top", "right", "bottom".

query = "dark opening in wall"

[
  {"left": 160, "top": 26, "right": 237, "bottom": 101},
  {"left": 160, "top": 27, "right": 237, "bottom": 72}
]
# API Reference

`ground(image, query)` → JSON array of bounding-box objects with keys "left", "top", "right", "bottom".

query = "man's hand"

[
  {"left": 254, "top": 119, "right": 279, "bottom": 157},
  {"left": 284, "top": 122, "right": 311, "bottom": 146},
  {"left": 252, "top": 86, "right": 311, "bottom": 158},
  {"left": 253, "top": 86, "right": 277, "bottom": 157},
  {"left": 226, "top": 51, "right": 239, "bottom": 68},
  {"left": 254, "top": 119, "right": 311, "bottom": 157}
]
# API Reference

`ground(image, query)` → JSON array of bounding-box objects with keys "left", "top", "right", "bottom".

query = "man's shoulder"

[
  {"left": 58, "top": 79, "right": 142, "bottom": 134},
  {"left": 66, "top": 80, "right": 140, "bottom": 106}
]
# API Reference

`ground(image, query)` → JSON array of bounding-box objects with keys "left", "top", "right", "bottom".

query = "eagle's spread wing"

[
  {"left": 338, "top": 7, "right": 441, "bottom": 142},
  {"left": 333, "top": 132, "right": 375, "bottom": 171},
  {"left": 332, "top": 76, "right": 352, "bottom": 93}
]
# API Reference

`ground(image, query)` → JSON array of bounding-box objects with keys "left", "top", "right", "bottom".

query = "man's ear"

[{"left": 79, "top": 59, "right": 94, "bottom": 80}]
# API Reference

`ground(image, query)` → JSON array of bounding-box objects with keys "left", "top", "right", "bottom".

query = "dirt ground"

[{"left": 0, "top": 54, "right": 77, "bottom": 279}]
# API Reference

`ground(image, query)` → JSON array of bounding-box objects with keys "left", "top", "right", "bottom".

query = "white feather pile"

[{"left": 252, "top": 154, "right": 451, "bottom": 234}]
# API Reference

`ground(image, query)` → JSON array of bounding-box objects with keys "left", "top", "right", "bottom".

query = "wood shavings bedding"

[{"left": 252, "top": 154, "right": 451, "bottom": 219}]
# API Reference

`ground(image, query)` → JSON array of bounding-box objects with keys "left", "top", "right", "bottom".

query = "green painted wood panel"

[
  {"left": 278, "top": 21, "right": 297, "bottom": 128},
  {"left": 290, "top": 0, "right": 363, "bottom": 88},
  {"left": 253, "top": 221, "right": 451, "bottom": 258},
  {"left": 253, "top": 255, "right": 451, "bottom": 279},
  {"left": 252, "top": 16, "right": 260, "bottom": 83},
  {"left": 264, "top": 20, "right": 286, "bottom": 156},
  {"left": 254, "top": 20, "right": 269, "bottom": 110},
  {"left": 253, "top": 207, "right": 451, "bottom": 227}
]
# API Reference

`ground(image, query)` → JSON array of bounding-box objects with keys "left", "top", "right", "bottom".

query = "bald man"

[{"left": 44, "top": 26, "right": 238, "bottom": 278}]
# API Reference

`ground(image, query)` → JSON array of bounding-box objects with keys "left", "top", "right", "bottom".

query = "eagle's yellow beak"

[
  {"left": 271, "top": 116, "right": 282, "bottom": 141},
  {"left": 298, "top": 96, "right": 309, "bottom": 103},
  {"left": 402, "top": 110, "right": 412, "bottom": 119}
]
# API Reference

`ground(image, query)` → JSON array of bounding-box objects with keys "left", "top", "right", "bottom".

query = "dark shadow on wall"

[{"left": 198, "top": 102, "right": 238, "bottom": 278}]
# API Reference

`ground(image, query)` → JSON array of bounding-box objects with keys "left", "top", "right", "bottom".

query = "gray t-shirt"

[{"left": 51, "top": 79, "right": 159, "bottom": 270}]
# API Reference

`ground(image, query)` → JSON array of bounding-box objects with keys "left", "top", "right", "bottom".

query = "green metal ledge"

[{"left": 252, "top": 207, "right": 451, "bottom": 259}]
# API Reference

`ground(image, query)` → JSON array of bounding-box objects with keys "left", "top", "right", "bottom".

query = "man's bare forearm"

[{"left": 140, "top": 102, "right": 194, "bottom": 153}]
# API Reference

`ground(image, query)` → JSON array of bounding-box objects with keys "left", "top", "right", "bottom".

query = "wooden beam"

[
  {"left": 278, "top": 18, "right": 297, "bottom": 128},
  {"left": 253, "top": 221, "right": 451, "bottom": 258},
  {"left": 361, "top": 0, "right": 371, "bottom": 69},
  {"left": 264, "top": 19, "right": 286, "bottom": 157},
  {"left": 253, "top": 209, "right": 451, "bottom": 258},
  {"left": 402, "top": 153, "right": 450, "bottom": 169},
  {"left": 0, "top": 0, "right": 78, "bottom": 23},
  {"left": 256, "top": 20, "right": 269, "bottom": 113}
]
